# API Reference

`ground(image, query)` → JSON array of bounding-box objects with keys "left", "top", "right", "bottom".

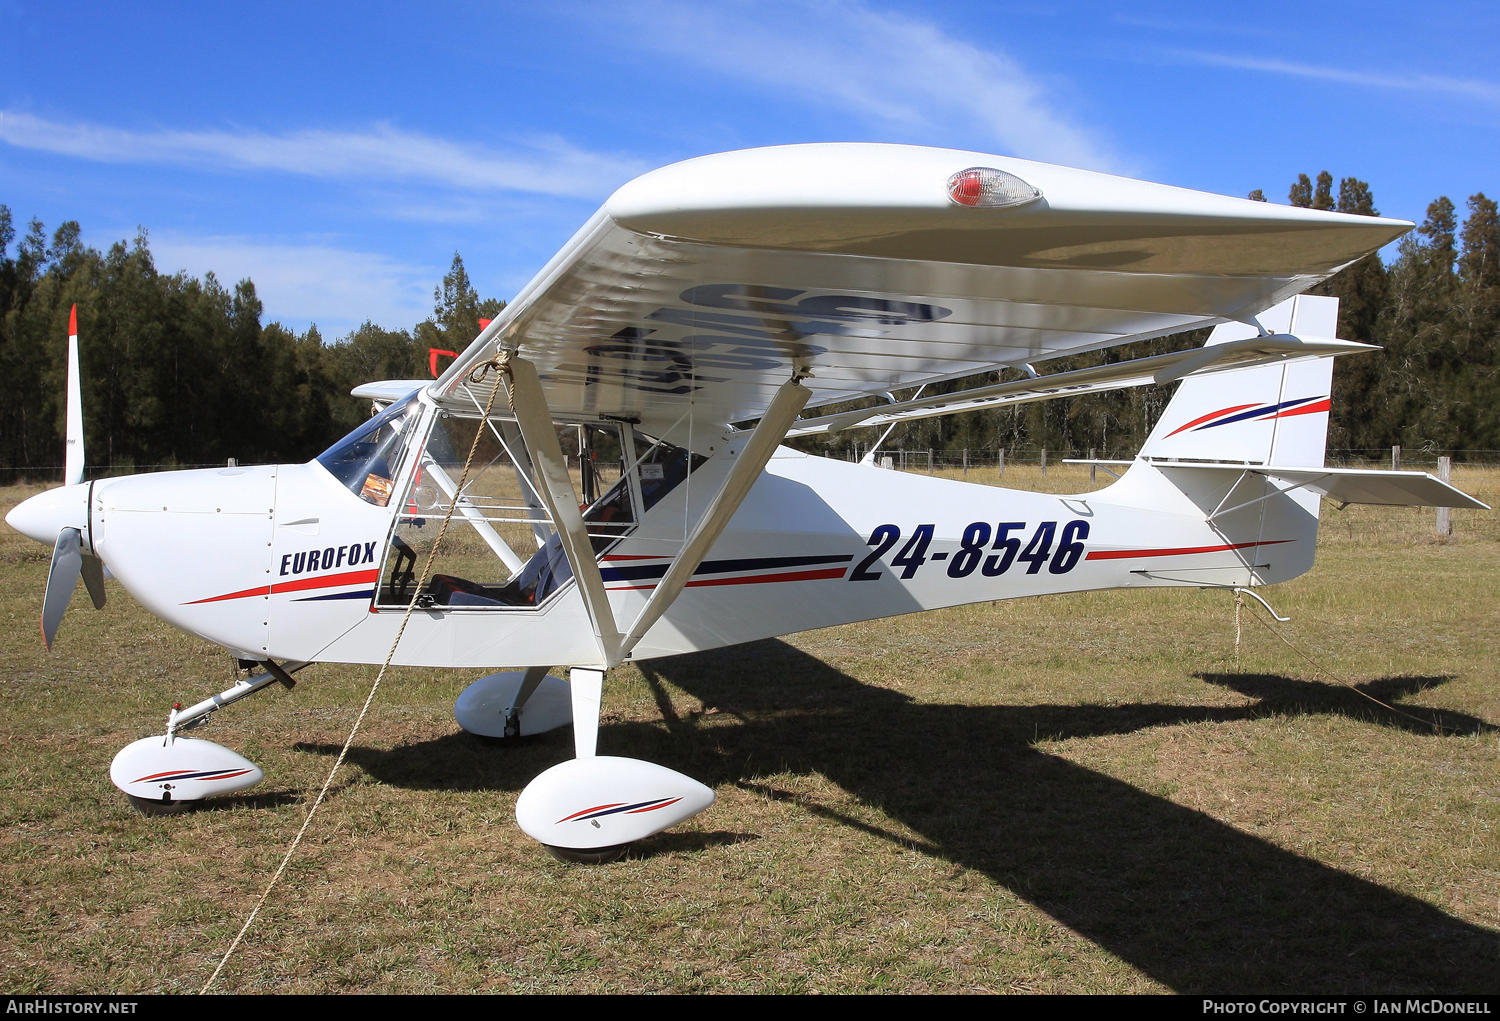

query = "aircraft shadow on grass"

[
  {"left": 307, "top": 640, "right": 1500, "bottom": 993},
  {"left": 182, "top": 789, "right": 306, "bottom": 813}
]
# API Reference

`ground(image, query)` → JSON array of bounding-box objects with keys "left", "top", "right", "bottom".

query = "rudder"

[{"left": 1140, "top": 294, "right": 1337, "bottom": 468}]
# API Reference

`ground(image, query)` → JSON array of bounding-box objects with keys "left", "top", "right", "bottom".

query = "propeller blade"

[
  {"left": 80, "top": 553, "right": 106, "bottom": 610},
  {"left": 65, "top": 305, "right": 84, "bottom": 487},
  {"left": 42, "top": 527, "right": 83, "bottom": 651}
]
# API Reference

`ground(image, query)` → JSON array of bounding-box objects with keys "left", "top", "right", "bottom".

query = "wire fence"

[
  {"left": 0, "top": 462, "right": 233, "bottom": 484},
  {"left": 840, "top": 446, "right": 1500, "bottom": 474},
  {"left": 6, "top": 446, "right": 1500, "bottom": 486}
]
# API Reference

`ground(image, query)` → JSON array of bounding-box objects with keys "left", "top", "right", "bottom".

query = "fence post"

[
  {"left": 928, "top": 449, "right": 934, "bottom": 474},
  {"left": 962, "top": 448, "right": 968, "bottom": 480},
  {"left": 1041, "top": 448, "right": 1047, "bottom": 476},
  {"left": 1089, "top": 447, "right": 1096, "bottom": 483},
  {"left": 998, "top": 448, "right": 1005, "bottom": 478},
  {"left": 1437, "top": 456, "right": 1452, "bottom": 536},
  {"left": 1392, "top": 445, "right": 1402, "bottom": 471}
]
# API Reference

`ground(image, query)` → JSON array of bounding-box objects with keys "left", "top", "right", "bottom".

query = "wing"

[{"left": 431, "top": 143, "right": 1409, "bottom": 436}]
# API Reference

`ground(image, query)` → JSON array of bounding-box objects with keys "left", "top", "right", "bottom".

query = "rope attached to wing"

[{"left": 201, "top": 357, "right": 512, "bottom": 994}]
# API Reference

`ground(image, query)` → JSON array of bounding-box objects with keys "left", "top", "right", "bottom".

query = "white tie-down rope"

[
  {"left": 1232, "top": 587, "right": 1464, "bottom": 735},
  {"left": 201, "top": 356, "right": 511, "bottom": 994}
]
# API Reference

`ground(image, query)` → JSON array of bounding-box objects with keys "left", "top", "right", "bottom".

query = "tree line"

[
  {"left": 2, "top": 172, "right": 1497, "bottom": 480},
  {"left": 0, "top": 211, "right": 500, "bottom": 478}
]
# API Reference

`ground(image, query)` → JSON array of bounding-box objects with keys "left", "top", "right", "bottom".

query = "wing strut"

[
  {"left": 504, "top": 355, "right": 623, "bottom": 668},
  {"left": 620, "top": 372, "right": 811, "bottom": 657},
  {"left": 504, "top": 356, "right": 810, "bottom": 666}
]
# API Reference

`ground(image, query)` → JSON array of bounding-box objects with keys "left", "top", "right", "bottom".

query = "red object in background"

[
  {"left": 429, "top": 348, "right": 459, "bottom": 377},
  {"left": 429, "top": 320, "right": 492, "bottom": 376}
]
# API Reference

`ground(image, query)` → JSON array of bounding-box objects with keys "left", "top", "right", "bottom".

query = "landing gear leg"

[
  {"left": 543, "top": 667, "right": 627, "bottom": 864},
  {"left": 569, "top": 667, "right": 603, "bottom": 758},
  {"left": 454, "top": 667, "right": 571, "bottom": 738},
  {"left": 110, "top": 661, "right": 306, "bottom": 814},
  {"left": 504, "top": 666, "right": 549, "bottom": 738}
]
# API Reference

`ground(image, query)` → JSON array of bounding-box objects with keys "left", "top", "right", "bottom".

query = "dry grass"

[{"left": 0, "top": 468, "right": 1497, "bottom": 993}]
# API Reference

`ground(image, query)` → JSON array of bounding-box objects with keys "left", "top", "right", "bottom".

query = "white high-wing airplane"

[{"left": 6, "top": 144, "right": 1487, "bottom": 862}]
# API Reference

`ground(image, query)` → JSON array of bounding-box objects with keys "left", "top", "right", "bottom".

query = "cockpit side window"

[
  {"left": 635, "top": 432, "right": 707, "bottom": 514},
  {"left": 316, "top": 393, "right": 422, "bottom": 506},
  {"left": 373, "top": 417, "right": 707, "bottom": 611}
]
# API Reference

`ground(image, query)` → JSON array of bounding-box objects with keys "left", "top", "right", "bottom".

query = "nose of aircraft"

[{"left": 5, "top": 483, "right": 90, "bottom": 545}]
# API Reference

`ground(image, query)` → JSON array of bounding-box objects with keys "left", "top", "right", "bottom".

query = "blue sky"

[{"left": 2, "top": 1, "right": 1497, "bottom": 337}]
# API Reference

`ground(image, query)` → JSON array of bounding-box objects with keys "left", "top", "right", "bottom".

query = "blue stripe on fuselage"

[
  {"left": 293, "top": 589, "right": 376, "bottom": 602},
  {"left": 600, "top": 553, "right": 853, "bottom": 583}
]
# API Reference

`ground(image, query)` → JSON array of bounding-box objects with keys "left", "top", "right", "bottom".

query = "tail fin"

[
  {"left": 1140, "top": 294, "right": 1337, "bottom": 467},
  {"left": 1113, "top": 293, "right": 1483, "bottom": 591}
]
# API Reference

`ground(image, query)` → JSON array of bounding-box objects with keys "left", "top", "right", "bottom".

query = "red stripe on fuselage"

[
  {"left": 1085, "top": 539, "right": 1292, "bottom": 561},
  {"left": 186, "top": 569, "right": 380, "bottom": 605},
  {"left": 272, "top": 569, "right": 379, "bottom": 594},
  {"left": 608, "top": 566, "right": 848, "bottom": 592},
  {"left": 185, "top": 584, "right": 270, "bottom": 605}
]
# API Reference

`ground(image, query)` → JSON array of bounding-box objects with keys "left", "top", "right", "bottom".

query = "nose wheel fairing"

[{"left": 110, "top": 735, "right": 264, "bottom": 812}]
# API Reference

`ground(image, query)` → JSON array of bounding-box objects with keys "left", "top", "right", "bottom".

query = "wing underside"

[{"left": 431, "top": 144, "right": 1409, "bottom": 443}]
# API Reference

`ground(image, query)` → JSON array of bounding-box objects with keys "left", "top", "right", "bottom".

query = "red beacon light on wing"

[{"left": 946, "top": 166, "right": 1041, "bottom": 208}]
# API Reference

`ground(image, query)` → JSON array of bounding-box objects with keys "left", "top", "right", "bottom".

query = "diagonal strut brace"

[
  {"left": 504, "top": 355, "right": 623, "bottom": 668},
  {"left": 504, "top": 355, "right": 810, "bottom": 668},
  {"left": 620, "top": 372, "right": 811, "bottom": 657}
]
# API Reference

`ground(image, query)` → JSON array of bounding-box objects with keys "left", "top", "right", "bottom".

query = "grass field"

[{"left": 0, "top": 465, "right": 1497, "bottom": 993}]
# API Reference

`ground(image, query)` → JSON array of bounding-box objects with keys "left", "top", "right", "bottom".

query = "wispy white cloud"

[
  {"left": 1112, "top": 15, "right": 1279, "bottom": 40},
  {"left": 148, "top": 234, "right": 437, "bottom": 337},
  {"left": 1165, "top": 49, "right": 1500, "bottom": 105},
  {"left": 0, "top": 111, "right": 647, "bottom": 198},
  {"left": 605, "top": 0, "right": 1118, "bottom": 171}
]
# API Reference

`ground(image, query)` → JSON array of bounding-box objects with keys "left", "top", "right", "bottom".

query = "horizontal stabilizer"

[
  {"left": 1258, "top": 466, "right": 1488, "bottom": 509},
  {"left": 1153, "top": 462, "right": 1489, "bottom": 511},
  {"left": 351, "top": 379, "right": 428, "bottom": 406}
]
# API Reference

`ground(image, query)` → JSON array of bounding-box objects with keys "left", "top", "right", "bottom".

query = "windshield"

[{"left": 316, "top": 393, "right": 421, "bottom": 506}]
